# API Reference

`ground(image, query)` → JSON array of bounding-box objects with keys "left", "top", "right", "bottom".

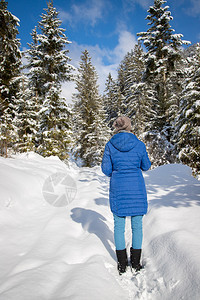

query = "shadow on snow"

[
  {"left": 70, "top": 207, "right": 115, "bottom": 260},
  {"left": 145, "top": 164, "right": 200, "bottom": 208}
]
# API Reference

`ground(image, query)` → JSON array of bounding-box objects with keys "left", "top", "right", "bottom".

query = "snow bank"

[
  {"left": 144, "top": 164, "right": 200, "bottom": 299},
  {"left": 0, "top": 154, "right": 200, "bottom": 299}
]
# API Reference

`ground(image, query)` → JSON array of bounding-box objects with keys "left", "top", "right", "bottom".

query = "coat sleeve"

[
  {"left": 101, "top": 143, "right": 113, "bottom": 177},
  {"left": 140, "top": 144, "right": 151, "bottom": 171}
]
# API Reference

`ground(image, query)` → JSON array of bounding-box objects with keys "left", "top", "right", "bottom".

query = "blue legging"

[{"left": 113, "top": 214, "right": 143, "bottom": 250}]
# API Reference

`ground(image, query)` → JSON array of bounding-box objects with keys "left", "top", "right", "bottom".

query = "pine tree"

[
  {"left": 118, "top": 51, "right": 135, "bottom": 115},
  {"left": 177, "top": 43, "right": 200, "bottom": 177},
  {"left": 25, "top": 27, "right": 45, "bottom": 101},
  {"left": 36, "top": 0, "right": 74, "bottom": 95},
  {"left": 131, "top": 82, "right": 156, "bottom": 139},
  {"left": 15, "top": 74, "right": 39, "bottom": 153},
  {"left": 25, "top": 0, "right": 74, "bottom": 158},
  {"left": 38, "top": 82, "right": 72, "bottom": 160},
  {"left": 116, "top": 43, "right": 156, "bottom": 140},
  {"left": 103, "top": 73, "right": 124, "bottom": 129},
  {"left": 72, "top": 50, "right": 108, "bottom": 167},
  {"left": 0, "top": 0, "right": 22, "bottom": 156},
  {"left": 137, "top": 0, "right": 190, "bottom": 166},
  {"left": 128, "top": 44, "right": 145, "bottom": 110},
  {"left": 118, "top": 44, "right": 147, "bottom": 135}
]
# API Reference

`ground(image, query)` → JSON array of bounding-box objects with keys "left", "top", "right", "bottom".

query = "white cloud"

[
  {"left": 112, "top": 30, "right": 137, "bottom": 63},
  {"left": 123, "top": 0, "right": 152, "bottom": 12},
  {"left": 136, "top": 0, "right": 153, "bottom": 9},
  {"left": 58, "top": 10, "right": 72, "bottom": 24},
  {"left": 187, "top": 0, "right": 200, "bottom": 16},
  {"left": 62, "top": 30, "right": 137, "bottom": 102},
  {"left": 59, "top": 0, "right": 106, "bottom": 27}
]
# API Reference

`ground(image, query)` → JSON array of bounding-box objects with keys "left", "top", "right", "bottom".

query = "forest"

[{"left": 0, "top": 0, "right": 199, "bottom": 177}]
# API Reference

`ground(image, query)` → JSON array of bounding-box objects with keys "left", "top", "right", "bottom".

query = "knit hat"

[{"left": 113, "top": 116, "right": 132, "bottom": 133}]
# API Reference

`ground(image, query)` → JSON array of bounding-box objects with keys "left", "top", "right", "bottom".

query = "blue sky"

[{"left": 7, "top": 0, "right": 200, "bottom": 99}]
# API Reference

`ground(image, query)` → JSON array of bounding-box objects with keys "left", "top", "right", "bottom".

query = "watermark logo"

[{"left": 42, "top": 172, "right": 77, "bottom": 207}]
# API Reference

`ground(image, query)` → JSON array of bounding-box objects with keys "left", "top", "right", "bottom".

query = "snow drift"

[{"left": 0, "top": 153, "right": 200, "bottom": 300}]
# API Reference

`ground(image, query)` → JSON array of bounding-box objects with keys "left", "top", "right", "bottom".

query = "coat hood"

[{"left": 110, "top": 132, "right": 139, "bottom": 152}]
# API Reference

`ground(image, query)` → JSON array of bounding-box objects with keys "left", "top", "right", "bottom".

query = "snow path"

[{"left": 0, "top": 154, "right": 200, "bottom": 299}]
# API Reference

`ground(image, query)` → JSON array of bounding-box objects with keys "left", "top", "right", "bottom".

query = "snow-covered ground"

[{"left": 0, "top": 153, "right": 200, "bottom": 300}]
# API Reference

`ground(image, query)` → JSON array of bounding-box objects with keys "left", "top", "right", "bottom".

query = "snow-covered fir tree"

[
  {"left": 36, "top": 0, "right": 74, "bottom": 95},
  {"left": 72, "top": 50, "right": 109, "bottom": 167},
  {"left": 117, "top": 51, "right": 136, "bottom": 115},
  {"left": 25, "top": 0, "right": 74, "bottom": 158},
  {"left": 137, "top": 0, "right": 190, "bottom": 166},
  {"left": 177, "top": 43, "right": 200, "bottom": 177},
  {"left": 117, "top": 45, "right": 143, "bottom": 116},
  {"left": 38, "top": 82, "right": 72, "bottom": 160},
  {"left": 117, "top": 43, "right": 151, "bottom": 137},
  {"left": 15, "top": 74, "right": 39, "bottom": 153},
  {"left": 25, "top": 27, "right": 46, "bottom": 101},
  {"left": 103, "top": 73, "right": 125, "bottom": 129},
  {"left": 131, "top": 82, "right": 157, "bottom": 139},
  {"left": 0, "top": 0, "right": 21, "bottom": 156},
  {"left": 103, "top": 73, "right": 117, "bottom": 129}
]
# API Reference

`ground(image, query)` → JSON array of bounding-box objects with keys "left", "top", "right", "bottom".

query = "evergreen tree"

[
  {"left": 118, "top": 50, "right": 134, "bottom": 114},
  {"left": 72, "top": 50, "right": 108, "bottom": 167},
  {"left": 128, "top": 44, "right": 145, "bottom": 111},
  {"left": 116, "top": 43, "right": 156, "bottom": 139},
  {"left": 137, "top": 0, "right": 190, "bottom": 166},
  {"left": 103, "top": 73, "right": 117, "bottom": 129},
  {"left": 25, "top": 0, "right": 74, "bottom": 158},
  {"left": 38, "top": 82, "right": 72, "bottom": 160},
  {"left": 131, "top": 82, "right": 156, "bottom": 139},
  {"left": 118, "top": 44, "right": 147, "bottom": 136},
  {"left": 36, "top": 0, "right": 74, "bottom": 96},
  {"left": 25, "top": 27, "right": 45, "bottom": 101},
  {"left": 0, "top": 0, "right": 21, "bottom": 156},
  {"left": 15, "top": 74, "right": 39, "bottom": 153},
  {"left": 118, "top": 51, "right": 135, "bottom": 115},
  {"left": 177, "top": 43, "right": 200, "bottom": 177},
  {"left": 103, "top": 73, "right": 124, "bottom": 129}
]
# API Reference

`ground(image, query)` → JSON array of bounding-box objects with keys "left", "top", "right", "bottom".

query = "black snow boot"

[
  {"left": 130, "top": 247, "right": 142, "bottom": 272},
  {"left": 116, "top": 249, "right": 128, "bottom": 275}
]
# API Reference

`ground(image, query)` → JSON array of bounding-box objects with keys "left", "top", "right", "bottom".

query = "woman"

[{"left": 101, "top": 116, "right": 151, "bottom": 275}]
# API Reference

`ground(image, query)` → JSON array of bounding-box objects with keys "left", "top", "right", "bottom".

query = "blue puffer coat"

[{"left": 101, "top": 132, "right": 151, "bottom": 217}]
